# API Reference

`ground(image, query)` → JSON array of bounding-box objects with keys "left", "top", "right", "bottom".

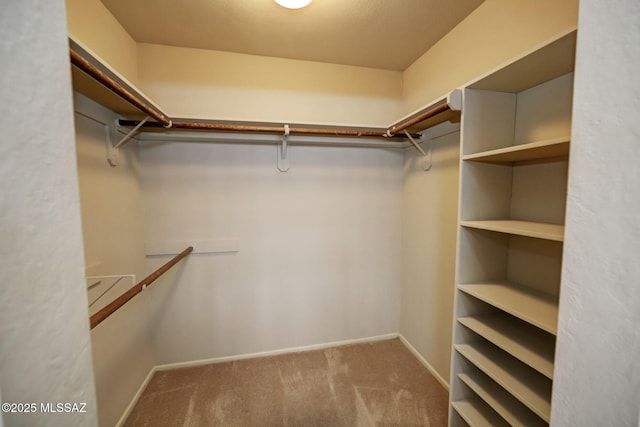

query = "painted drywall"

[
  {"left": 66, "top": 0, "right": 139, "bottom": 84},
  {"left": 401, "top": 0, "right": 579, "bottom": 115},
  {"left": 400, "top": 123, "right": 460, "bottom": 386},
  {"left": 73, "top": 93, "right": 154, "bottom": 427},
  {"left": 136, "top": 43, "right": 403, "bottom": 127},
  {"left": 552, "top": 0, "right": 640, "bottom": 425},
  {"left": 139, "top": 140, "right": 403, "bottom": 364},
  {"left": 0, "top": 1, "right": 98, "bottom": 426}
]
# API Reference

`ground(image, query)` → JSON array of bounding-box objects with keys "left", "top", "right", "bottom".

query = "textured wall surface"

[
  {"left": 552, "top": 0, "right": 640, "bottom": 425},
  {"left": 140, "top": 141, "right": 403, "bottom": 365},
  {"left": 0, "top": 1, "right": 98, "bottom": 426}
]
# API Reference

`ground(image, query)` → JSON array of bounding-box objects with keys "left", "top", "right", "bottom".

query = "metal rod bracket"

[
  {"left": 404, "top": 131, "right": 432, "bottom": 171},
  {"left": 278, "top": 124, "right": 291, "bottom": 172},
  {"left": 106, "top": 116, "right": 149, "bottom": 167},
  {"left": 105, "top": 123, "right": 120, "bottom": 167}
]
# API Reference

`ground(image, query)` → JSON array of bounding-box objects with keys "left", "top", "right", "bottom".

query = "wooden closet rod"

[
  {"left": 69, "top": 48, "right": 172, "bottom": 127},
  {"left": 117, "top": 120, "right": 418, "bottom": 138},
  {"left": 90, "top": 246, "right": 193, "bottom": 329},
  {"left": 387, "top": 103, "right": 452, "bottom": 135},
  {"left": 117, "top": 100, "right": 450, "bottom": 138},
  {"left": 70, "top": 47, "right": 452, "bottom": 138}
]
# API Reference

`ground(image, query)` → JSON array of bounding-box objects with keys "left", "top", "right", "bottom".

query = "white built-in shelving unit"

[{"left": 449, "top": 30, "right": 577, "bottom": 426}]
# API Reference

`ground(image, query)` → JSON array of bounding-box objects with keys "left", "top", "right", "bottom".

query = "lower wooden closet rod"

[{"left": 90, "top": 246, "right": 193, "bottom": 329}]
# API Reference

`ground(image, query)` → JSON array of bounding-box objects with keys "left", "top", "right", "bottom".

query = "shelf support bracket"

[
  {"left": 404, "top": 130, "right": 432, "bottom": 171},
  {"left": 106, "top": 116, "right": 149, "bottom": 167},
  {"left": 277, "top": 124, "right": 291, "bottom": 172}
]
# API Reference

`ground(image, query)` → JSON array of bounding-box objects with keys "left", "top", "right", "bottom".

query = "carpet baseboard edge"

[
  {"left": 154, "top": 333, "right": 400, "bottom": 372},
  {"left": 398, "top": 334, "right": 450, "bottom": 391},
  {"left": 115, "top": 366, "right": 157, "bottom": 427}
]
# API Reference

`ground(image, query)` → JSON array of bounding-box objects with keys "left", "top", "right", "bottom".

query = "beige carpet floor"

[{"left": 124, "top": 338, "right": 449, "bottom": 426}]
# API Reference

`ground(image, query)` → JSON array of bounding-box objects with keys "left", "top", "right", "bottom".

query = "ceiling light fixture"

[{"left": 274, "top": 0, "right": 312, "bottom": 9}]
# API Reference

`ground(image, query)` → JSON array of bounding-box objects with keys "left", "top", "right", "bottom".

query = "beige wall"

[
  {"left": 74, "top": 93, "right": 154, "bottom": 427},
  {"left": 136, "top": 43, "right": 403, "bottom": 126},
  {"left": 140, "top": 140, "right": 403, "bottom": 365},
  {"left": 401, "top": 0, "right": 579, "bottom": 115},
  {"left": 66, "top": 0, "right": 139, "bottom": 84},
  {"left": 401, "top": 123, "right": 460, "bottom": 387},
  {"left": 0, "top": 1, "right": 98, "bottom": 426}
]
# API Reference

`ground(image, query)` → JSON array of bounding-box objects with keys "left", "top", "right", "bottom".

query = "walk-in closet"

[{"left": 2, "top": 1, "right": 639, "bottom": 426}]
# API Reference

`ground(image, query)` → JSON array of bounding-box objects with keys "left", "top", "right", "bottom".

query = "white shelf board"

[
  {"left": 459, "top": 314, "right": 556, "bottom": 379},
  {"left": 70, "top": 37, "right": 164, "bottom": 120},
  {"left": 452, "top": 398, "right": 510, "bottom": 427},
  {"left": 458, "top": 282, "right": 558, "bottom": 335},
  {"left": 456, "top": 342, "right": 552, "bottom": 422},
  {"left": 459, "top": 372, "right": 547, "bottom": 427},
  {"left": 468, "top": 31, "right": 576, "bottom": 93},
  {"left": 460, "top": 220, "right": 564, "bottom": 242},
  {"left": 463, "top": 137, "right": 570, "bottom": 163}
]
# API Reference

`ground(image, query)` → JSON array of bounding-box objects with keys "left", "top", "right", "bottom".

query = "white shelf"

[
  {"left": 456, "top": 342, "right": 552, "bottom": 422},
  {"left": 463, "top": 137, "right": 570, "bottom": 163},
  {"left": 468, "top": 31, "right": 576, "bottom": 93},
  {"left": 458, "top": 314, "right": 555, "bottom": 379},
  {"left": 70, "top": 37, "right": 163, "bottom": 120},
  {"left": 452, "top": 398, "right": 510, "bottom": 427},
  {"left": 460, "top": 220, "right": 564, "bottom": 242},
  {"left": 459, "top": 372, "right": 547, "bottom": 427},
  {"left": 451, "top": 32, "right": 575, "bottom": 427},
  {"left": 457, "top": 282, "right": 558, "bottom": 335}
]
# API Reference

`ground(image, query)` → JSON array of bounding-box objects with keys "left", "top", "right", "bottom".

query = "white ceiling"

[{"left": 100, "top": 0, "right": 484, "bottom": 71}]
